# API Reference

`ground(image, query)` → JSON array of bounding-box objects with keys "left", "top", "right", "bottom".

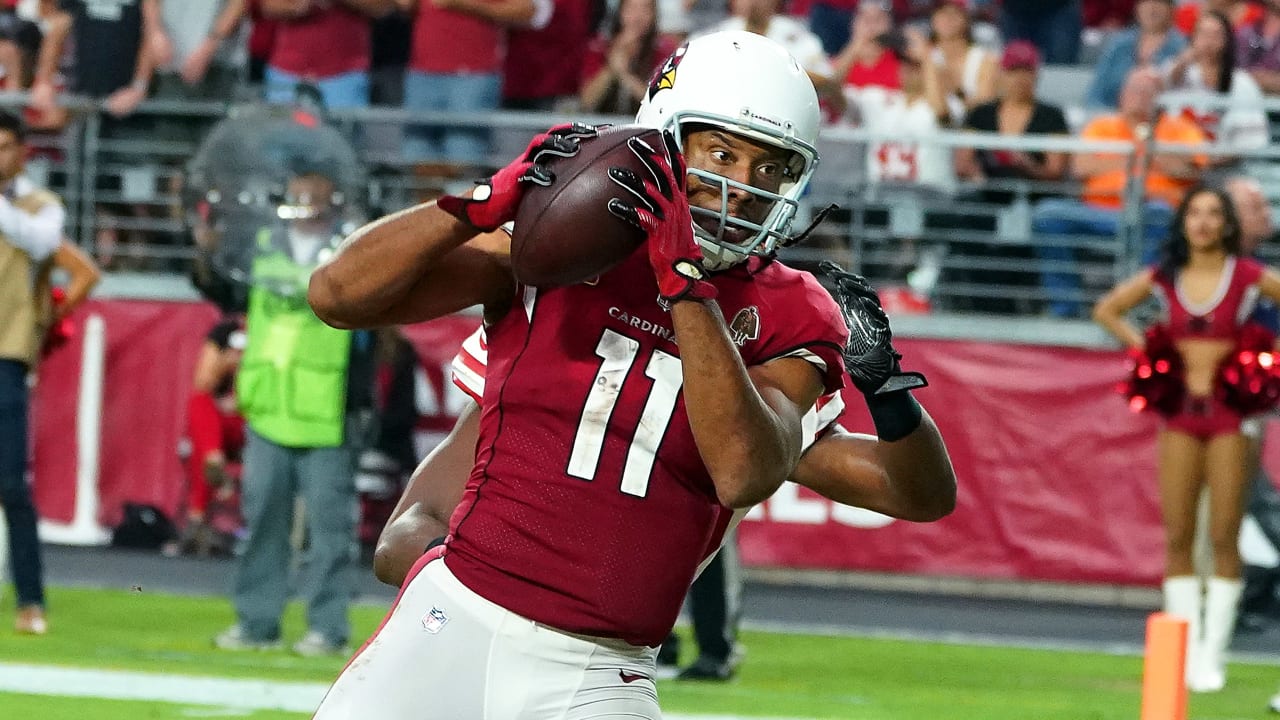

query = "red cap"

[
  {"left": 933, "top": 0, "right": 967, "bottom": 12},
  {"left": 1001, "top": 41, "right": 1040, "bottom": 71}
]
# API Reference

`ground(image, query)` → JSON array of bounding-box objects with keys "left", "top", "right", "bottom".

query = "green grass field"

[{"left": 2, "top": 586, "right": 1278, "bottom": 719}]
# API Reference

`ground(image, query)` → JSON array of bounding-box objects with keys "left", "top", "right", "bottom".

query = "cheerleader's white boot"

[
  {"left": 1191, "top": 577, "right": 1242, "bottom": 693},
  {"left": 1162, "top": 576, "right": 1203, "bottom": 687}
]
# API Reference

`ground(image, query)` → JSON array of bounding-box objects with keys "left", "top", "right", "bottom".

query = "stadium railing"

[{"left": 7, "top": 91, "right": 1276, "bottom": 333}]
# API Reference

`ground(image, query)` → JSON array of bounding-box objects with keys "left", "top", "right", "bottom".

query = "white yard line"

[{"left": 0, "top": 662, "right": 813, "bottom": 719}]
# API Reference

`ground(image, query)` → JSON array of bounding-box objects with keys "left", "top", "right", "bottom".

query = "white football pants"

[{"left": 313, "top": 555, "right": 662, "bottom": 720}]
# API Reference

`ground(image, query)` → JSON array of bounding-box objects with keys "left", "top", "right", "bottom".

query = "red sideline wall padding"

[{"left": 36, "top": 299, "right": 1277, "bottom": 586}]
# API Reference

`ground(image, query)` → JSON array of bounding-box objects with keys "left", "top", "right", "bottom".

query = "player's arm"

[
  {"left": 373, "top": 400, "right": 481, "bottom": 587},
  {"left": 793, "top": 418, "right": 955, "bottom": 522},
  {"left": 799, "top": 262, "right": 956, "bottom": 521},
  {"left": 308, "top": 124, "right": 599, "bottom": 329},
  {"left": 677, "top": 307, "right": 823, "bottom": 508}
]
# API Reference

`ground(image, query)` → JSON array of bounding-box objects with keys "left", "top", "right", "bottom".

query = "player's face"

[
  {"left": 681, "top": 128, "right": 799, "bottom": 246},
  {"left": 1183, "top": 190, "right": 1229, "bottom": 251}
]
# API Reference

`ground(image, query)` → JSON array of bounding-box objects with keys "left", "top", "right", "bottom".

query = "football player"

[
  {"left": 373, "top": 264, "right": 957, "bottom": 588},
  {"left": 309, "top": 30, "right": 952, "bottom": 720}
]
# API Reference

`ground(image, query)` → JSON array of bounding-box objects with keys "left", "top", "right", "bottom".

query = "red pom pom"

[
  {"left": 40, "top": 286, "right": 74, "bottom": 358},
  {"left": 1217, "top": 322, "right": 1280, "bottom": 416},
  {"left": 1121, "top": 324, "right": 1185, "bottom": 417}
]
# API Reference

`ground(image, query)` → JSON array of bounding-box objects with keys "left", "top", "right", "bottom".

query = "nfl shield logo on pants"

[
  {"left": 421, "top": 607, "right": 449, "bottom": 634},
  {"left": 419, "top": 602, "right": 450, "bottom": 630}
]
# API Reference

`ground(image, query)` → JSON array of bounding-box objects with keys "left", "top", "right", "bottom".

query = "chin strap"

[{"left": 778, "top": 203, "right": 840, "bottom": 249}]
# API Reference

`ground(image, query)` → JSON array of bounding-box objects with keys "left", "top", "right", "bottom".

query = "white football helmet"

[{"left": 635, "top": 30, "right": 821, "bottom": 270}]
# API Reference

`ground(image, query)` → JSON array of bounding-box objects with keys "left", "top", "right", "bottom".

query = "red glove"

[
  {"left": 437, "top": 123, "right": 599, "bottom": 232},
  {"left": 606, "top": 131, "right": 716, "bottom": 309}
]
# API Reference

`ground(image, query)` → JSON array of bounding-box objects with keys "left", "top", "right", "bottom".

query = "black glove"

[
  {"left": 437, "top": 123, "right": 599, "bottom": 231},
  {"left": 821, "top": 261, "right": 927, "bottom": 441},
  {"left": 821, "top": 261, "right": 927, "bottom": 395}
]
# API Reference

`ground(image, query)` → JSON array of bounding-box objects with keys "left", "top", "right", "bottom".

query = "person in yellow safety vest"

[{"left": 212, "top": 171, "right": 375, "bottom": 657}]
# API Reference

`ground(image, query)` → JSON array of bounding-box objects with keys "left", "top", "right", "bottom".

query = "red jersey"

[
  {"left": 443, "top": 251, "right": 848, "bottom": 646},
  {"left": 1151, "top": 256, "right": 1265, "bottom": 341},
  {"left": 843, "top": 49, "right": 901, "bottom": 91},
  {"left": 409, "top": 3, "right": 502, "bottom": 74},
  {"left": 268, "top": 6, "right": 370, "bottom": 78},
  {"left": 501, "top": 0, "right": 593, "bottom": 102}
]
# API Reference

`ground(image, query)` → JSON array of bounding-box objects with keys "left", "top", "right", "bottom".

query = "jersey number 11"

[{"left": 567, "top": 328, "right": 682, "bottom": 498}]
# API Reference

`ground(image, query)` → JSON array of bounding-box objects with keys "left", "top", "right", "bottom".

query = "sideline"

[{"left": 0, "top": 662, "right": 812, "bottom": 718}]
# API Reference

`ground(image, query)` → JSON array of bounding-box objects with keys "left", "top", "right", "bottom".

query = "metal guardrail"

[{"left": 7, "top": 90, "right": 1278, "bottom": 320}]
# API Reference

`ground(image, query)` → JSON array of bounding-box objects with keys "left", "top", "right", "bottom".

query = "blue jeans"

[
  {"left": 1001, "top": 0, "right": 1082, "bottom": 64},
  {"left": 264, "top": 67, "right": 370, "bottom": 110},
  {"left": 402, "top": 71, "right": 501, "bottom": 165},
  {"left": 1032, "top": 198, "right": 1173, "bottom": 317},
  {"left": 0, "top": 359, "right": 43, "bottom": 608}
]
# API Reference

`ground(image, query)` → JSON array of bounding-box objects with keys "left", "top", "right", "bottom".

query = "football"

[{"left": 511, "top": 125, "right": 660, "bottom": 287}]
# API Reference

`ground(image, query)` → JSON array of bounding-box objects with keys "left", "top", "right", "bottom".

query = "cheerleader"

[{"left": 1094, "top": 184, "right": 1280, "bottom": 692}]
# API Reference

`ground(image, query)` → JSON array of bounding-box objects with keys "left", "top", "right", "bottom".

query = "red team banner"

[{"left": 34, "top": 299, "right": 1280, "bottom": 587}]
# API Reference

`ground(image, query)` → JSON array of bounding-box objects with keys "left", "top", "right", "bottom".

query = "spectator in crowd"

[
  {"left": 260, "top": 0, "right": 393, "bottom": 110},
  {"left": 33, "top": 0, "right": 156, "bottom": 119},
  {"left": 956, "top": 42, "right": 1069, "bottom": 192},
  {"left": 151, "top": 0, "right": 247, "bottom": 102},
  {"left": 1222, "top": 180, "right": 1280, "bottom": 625},
  {"left": 926, "top": 0, "right": 997, "bottom": 125},
  {"left": 1094, "top": 184, "right": 1280, "bottom": 694},
  {"left": 807, "top": 0, "right": 858, "bottom": 55},
  {"left": 580, "top": 0, "right": 676, "bottom": 114},
  {"left": 0, "top": 4, "right": 67, "bottom": 132},
  {"left": 843, "top": 30, "right": 951, "bottom": 288},
  {"left": 1031, "top": 68, "right": 1205, "bottom": 317},
  {"left": 1001, "top": 0, "right": 1083, "bottom": 64},
  {"left": 701, "top": 0, "right": 842, "bottom": 104},
  {"left": 832, "top": 0, "right": 901, "bottom": 92},
  {"left": 1176, "top": 0, "right": 1263, "bottom": 36},
  {"left": 0, "top": 111, "right": 67, "bottom": 636},
  {"left": 1236, "top": 0, "right": 1280, "bottom": 94},
  {"left": 1087, "top": 0, "right": 1187, "bottom": 109},
  {"left": 844, "top": 29, "right": 950, "bottom": 190},
  {"left": 213, "top": 169, "right": 374, "bottom": 657},
  {"left": 32, "top": 0, "right": 162, "bottom": 270},
  {"left": 400, "top": 0, "right": 550, "bottom": 170},
  {"left": 952, "top": 41, "right": 1069, "bottom": 314},
  {"left": 0, "top": 7, "right": 41, "bottom": 91},
  {"left": 501, "top": 0, "right": 595, "bottom": 110},
  {"left": 178, "top": 314, "right": 246, "bottom": 557},
  {"left": 1164, "top": 9, "right": 1269, "bottom": 153}
]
